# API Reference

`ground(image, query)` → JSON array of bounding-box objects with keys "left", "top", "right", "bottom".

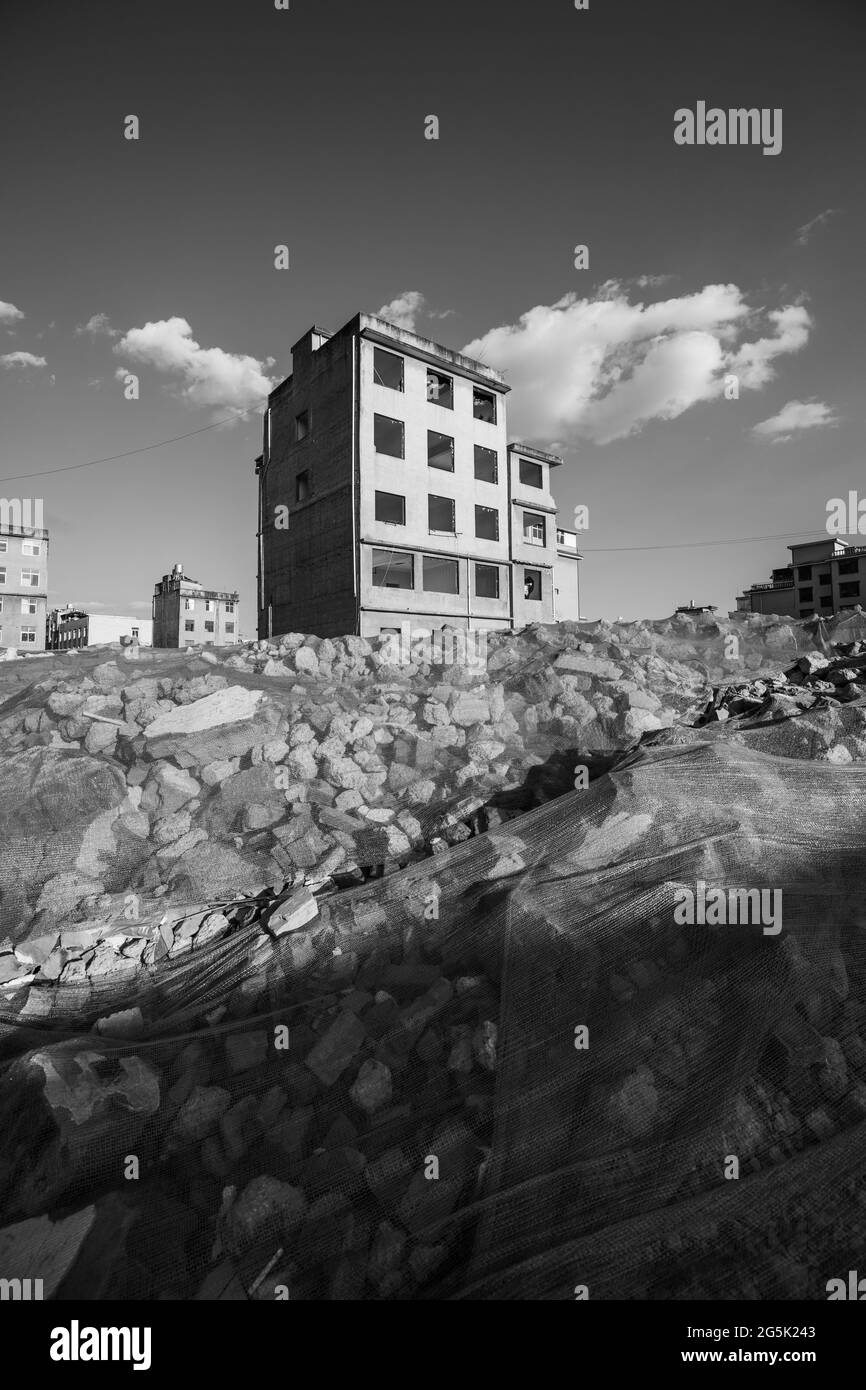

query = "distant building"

[
  {"left": 676, "top": 601, "right": 717, "bottom": 615},
  {"left": 737, "top": 538, "right": 864, "bottom": 618},
  {"left": 46, "top": 609, "right": 153, "bottom": 650},
  {"left": 254, "top": 312, "right": 581, "bottom": 640},
  {"left": 152, "top": 562, "right": 240, "bottom": 648},
  {"left": 555, "top": 525, "right": 581, "bottom": 621},
  {"left": 0, "top": 505, "right": 49, "bottom": 652}
]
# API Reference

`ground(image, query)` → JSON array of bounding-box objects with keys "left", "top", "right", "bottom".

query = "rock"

[
  {"left": 224, "top": 1176, "right": 307, "bottom": 1255},
  {"left": 225, "top": 1030, "right": 268, "bottom": 1075},
  {"left": 168, "top": 1086, "right": 232, "bottom": 1146},
  {"left": 349, "top": 1059, "right": 393, "bottom": 1115},
  {"left": 0, "top": 1207, "right": 97, "bottom": 1299},
  {"left": 305, "top": 1012, "right": 367, "bottom": 1086}
]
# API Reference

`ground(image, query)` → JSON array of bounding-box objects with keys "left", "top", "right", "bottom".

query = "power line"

[
  {"left": 579, "top": 529, "right": 832, "bottom": 553},
  {"left": 0, "top": 401, "right": 266, "bottom": 483}
]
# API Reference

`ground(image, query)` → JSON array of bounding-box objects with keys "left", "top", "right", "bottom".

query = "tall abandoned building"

[
  {"left": 0, "top": 500, "right": 49, "bottom": 653},
  {"left": 737, "top": 537, "right": 865, "bottom": 618},
  {"left": 255, "top": 313, "right": 581, "bottom": 640}
]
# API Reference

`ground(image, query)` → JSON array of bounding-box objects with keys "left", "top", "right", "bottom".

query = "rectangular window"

[
  {"left": 20, "top": 598, "right": 37, "bottom": 615},
  {"left": 374, "top": 347, "right": 404, "bottom": 391},
  {"left": 225, "top": 621, "right": 235, "bottom": 633},
  {"left": 523, "top": 512, "right": 546, "bottom": 546},
  {"left": 818, "top": 572, "right": 832, "bottom": 584},
  {"left": 519, "top": 458, "right": 544, "bottom": 489},
  {"left": 185, "top": 598, "right": 194, "bottom": 611},
  {"left": 295, "top": 410, "right": 309, "bottom": 441},
  {"left": 0, "top": 541, "right": 6, "bottom": 552},
  {"left": 296, "top": 470, "right": 310, "bottom": 503},
  {"left": 372, "top": 548, "right": 413, "bottom": 589},
  {"left": 428, "top": 494, "right": 456, "bottom": 533},
  {"left": 205, "top": 599, "right": 213, "bottom": 612},
  {"left": 22, "top": 541, "right": 41, "bottom": 556},
  {"left": 374, "top": 413, "right": 405, "bottom": 458},
  {"left": 375, "top": 490, "right": 406, "bottom": 525},
  {"left": 426, "top": 370, "right": 453, "bottom": 409},
  {"left": 798, "top": 587, "right": 813, "bottom": 601},
  {"left": 798, "top": 565, "right": 812, "bottom": 580},
  {"left": 0, "top": 569, "right": 5, "bottom": 584},
  {"left": 225, "top": 601, "right": 235, "bottom": 613},
  {"left": 838, "top": 558, "right": 859, "bottom": 575},
  {"left": 473, "top": 387, "right": 496, "bottom": 423},
  {"left": 184, "top": 620, "right": 195, "bottom": 632},
  {"left": 131, "top": 628, "right": 139, "bottom": 638},
  {"left": 205, "top": 620, "right": 215, "bottom": 632},
  {"left": 427, "top": 430, "right": 454, "bottom": 471},
  {"left": 475, "top": 563, "right": 499, "bottom": 599},
  {"left": 840, "top": 581, "right": 860, "bottom": 599},
  {"left": 21, "top": 569, "right": 39, "bottom": 587},
  {"left": 0, "top": 597, "right": 3, "bottom": 611},
  {"left": 474, "top": 445, "right": 498, "bottom": 483},
  {"left": 20, "top": 628, "right": 36, "bottom": 643},
  {"left": 423, "top": 555, "right": 459, "bottom": 594},
  {"left": 524, "top": 568, "right": 542, "bottom": 601},
  {"left": 475, "top": 505, "right": 499, "bottom": 541}
]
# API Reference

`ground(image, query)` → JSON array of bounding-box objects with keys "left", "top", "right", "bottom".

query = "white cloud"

[
  {"left": 76, "top": 312, "right": 119, "bottom": 337},
  {"left": 752, "top": 398, "right": 839, "bottom": 444},
  {"left": 794, "top": 209, "right": 838, "bottom": 246},
  {"left": 0, "top": 300, "right": 24, "bottom": 326},
  {"left": 113, "top": 317, "right": 276, "bottom": 415},
  {"left": 461, "top": 286, "right": 812, "bottom": 445},
  {"left": 0, "top": 350, "right": 47, "bottom": 369},
  {"left": 374, "top": 291, "right": 452, "bottom": 333}
]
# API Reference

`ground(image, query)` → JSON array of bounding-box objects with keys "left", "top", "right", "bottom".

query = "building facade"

[
  {"left": 0, "top": 516, "right": 49, "bottom": 652},
  {"left": 46, "top": 610, "right": 153, "bottom": 649},
  {"left": 152, "top": 563, "right": 240, "bottom": 648},
  {"left": 737, "top": 538, "right": 864, "bottom": 619},
  {"left": 255, "top": 313, "right": 581, "bottom": 641}
]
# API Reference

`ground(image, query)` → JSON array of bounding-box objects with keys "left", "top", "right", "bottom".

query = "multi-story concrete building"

[
  {"left": 0, "top": 511, "right": 49, "bottom": 652},
  {"left": 255, "top": 313, "right": 581, "bottom": 640},
  {"left": 152, "top": 563, "right": 240, "bottom": 648},
  {"left": 46, "top": 609, "right": 153, "bottom": 649},
  {"left": 736, "top": 538, "right": 864, "bottom": 619}
]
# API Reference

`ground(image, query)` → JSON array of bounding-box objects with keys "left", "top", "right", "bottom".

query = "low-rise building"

[
  {"left": 46, "top": 610, "right": 153, "bottom": 649},
  {"left": 737, "top": 539, "right": 864, "bottom": 618},
  {"left": 152, "top": 563, "right": 240, "bottom": 648}
]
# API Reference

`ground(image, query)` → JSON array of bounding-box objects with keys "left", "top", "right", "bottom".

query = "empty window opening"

[
  {"left": 427, "top": 371, "right": 454, "bottom": 409},
  {"left": 474, "top": 445, "right": 498, "bottom": 483},
  {"left": 429, "top": 494, "right": 456, "bottom": 533},
  {"left": 473, "top": 388, "right": 496, "bottom": 423},
  {"left": 295, "top": 411, "right": 309, "bottom": 441},
  {"left": 519, "top": 458, "right": 544, "bottom": 489},
  {"left": 523, "top": 512, "right": 546, "bottom": 546},
  {"left": 475, "top": 505, "right": 499, "bottom": 541},
  {"left": 372, "top": 548, "right": 413, "bottom": 589},
  {"left": 296, "top": 470, "right": 310, "bottom": 503},
  {"left": 423, "top": 555, "right": 459, "bottom": 594},
  {"left": 524, "top": 569, "right": 542, "bottom": 601},
  {"left": 374, "top": 414, "right": 405, "bottom": 458},
  {"left": 475, "top": 563, "right": 500, "bottom": 599},
  {"left": 427, "top": 430, "right": 455, "bottom": 471},
  {"left": 375, "top": 490, "right": 406, "bottom": 525},
  {"left": 374, "top": 348, "right": 404, "bottom": 391}
]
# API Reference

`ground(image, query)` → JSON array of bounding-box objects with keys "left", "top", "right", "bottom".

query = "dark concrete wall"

[{"left": 259, "top": 324, "right": 357, "bottom": 638}]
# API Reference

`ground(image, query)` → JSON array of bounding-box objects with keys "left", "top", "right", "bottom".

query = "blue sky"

[{"left": 1, "top": 0, "right": 863, "bottom": 626}]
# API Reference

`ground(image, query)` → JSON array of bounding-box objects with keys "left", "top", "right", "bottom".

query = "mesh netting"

[{"left": 1, "top": 611, "right": 865, "bottom": 1299}]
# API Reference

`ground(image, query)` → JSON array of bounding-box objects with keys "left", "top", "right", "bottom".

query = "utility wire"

[{"left": 0, "top": 402, "right": 266, "bottom": 483}]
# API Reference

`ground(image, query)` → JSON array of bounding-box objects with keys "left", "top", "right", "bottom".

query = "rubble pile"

[
  {"left": 1, "top": 610, "right": 866, "bottom": 1300},
  {"left": 4, "top": 609, "right": 861, "bottom": 958}
]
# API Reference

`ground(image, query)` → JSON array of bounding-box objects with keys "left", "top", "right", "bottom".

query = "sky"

[{"left": 1, "top": 0, "right": 864, "bottom": 626}]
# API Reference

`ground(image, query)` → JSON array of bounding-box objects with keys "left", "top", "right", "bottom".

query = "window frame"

[
  {"left": 427, "top": 429, "right": 455, "bottom": 472},
  {"left": 422, "top": 554, "right": 459, "bottom": 595},
  {"left": 475, "top": 562, "right": 500, "bottom": 599},
  {"left": 473, "top": 387, "right": 496, "bottom": 423},
  {"left": 475, "top": 504, "right": 499, "bottom": 541},
  {"left": 373, "top": 347, "right": 404, "bottom": 392},
  {"left": 522, "top": 512, "right": 546, "bottom": 546},
  {"left": 375, "top": 490, "right": 406, "bottom": 526},
  {"left": 372, "top": 547, "right": 414, "bottom": 590},
  {"left": 519, "top": 458, "right": 544, "bottom": 489},
  {"left": 524, "top": 568, "right": 542, "bottom": 602},
  {"left": 374, "top": 413, "right": 405, "bottom": 459},
  {"left": 426, "top": 370, "right": 454, "bottom": 409},
  {"left": 474, "top": 445, "right": 498, "bottom": 484},
  {"left": 428, "top": 493, "right": 456, "bottom": 534}
]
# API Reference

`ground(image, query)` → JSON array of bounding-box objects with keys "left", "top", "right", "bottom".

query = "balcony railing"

[
  {"left": 556, "top": 529, "right": 578, "bottom": 551},
  {"left": 749, "top": 580, "right": 795, "bottom": 591}
]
